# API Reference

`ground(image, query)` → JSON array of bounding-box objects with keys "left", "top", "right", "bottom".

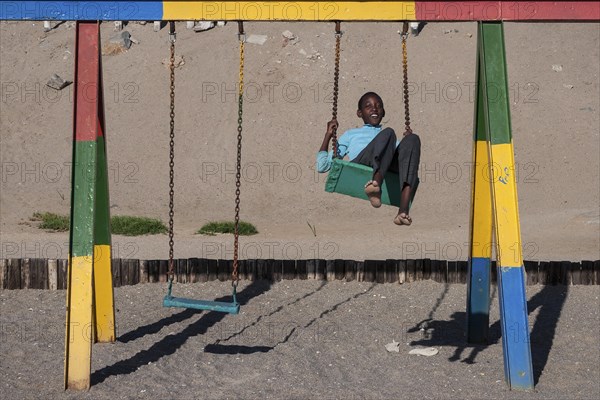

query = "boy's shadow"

[
  {"left": 408, "top": 284, "right": 568, "bottom": 384},
  {"left": 408, "top": 311, "right": 501, "bottom": 364}
]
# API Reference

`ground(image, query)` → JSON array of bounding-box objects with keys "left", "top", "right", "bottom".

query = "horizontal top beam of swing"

[{"left": 1, "top": 1, "right": 599, "bottom": 22}]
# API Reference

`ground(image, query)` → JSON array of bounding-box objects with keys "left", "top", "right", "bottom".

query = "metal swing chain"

[
  {"left": 167, "top": 21, "right": 176, "bottom": 284},
  {"left": 401, "top": 22, "right": 412, "bottom": 134},
  {"left": 232, "top": 21, "right": 245, "bottom": 289},
  {"left": 331, "top": 21, "right": 342, "bottom": 158}
]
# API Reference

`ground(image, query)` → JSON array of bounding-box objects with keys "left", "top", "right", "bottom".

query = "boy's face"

[{"left": 357, "top": 95, "right": 385, "bottom": 126}]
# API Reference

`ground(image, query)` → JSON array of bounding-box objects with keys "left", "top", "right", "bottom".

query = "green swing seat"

[
  {"left": 163, "top": 281, "right": 240, "bottom": 314},
  {"left": 324, "top": 158, "right": 418, "bottom": 207}
]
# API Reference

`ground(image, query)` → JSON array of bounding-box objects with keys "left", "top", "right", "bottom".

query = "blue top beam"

[{"left": 0, "top": 1, "right": 163, "bottom": 21}]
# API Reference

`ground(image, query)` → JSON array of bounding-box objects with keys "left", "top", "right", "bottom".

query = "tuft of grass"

[
  {"left": 111, "top": 216, "right": 167, "bottom": 236},
  {"left": 197, "top": 221, "right": 258, "bottom": 236},
  {"left": 30, "top": 212, "right": 167, "bottom": 236},
  {"left": 32, "top": 212, "right": 69, "bottom": 232}
]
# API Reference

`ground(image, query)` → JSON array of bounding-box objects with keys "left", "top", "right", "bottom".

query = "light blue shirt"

[{"left": 316, "top": 124, "right": 399, "bottom": 173}]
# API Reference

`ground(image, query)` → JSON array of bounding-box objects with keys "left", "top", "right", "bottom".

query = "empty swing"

[
  {"left": 162, "top": 21, "right": 247, "bottom": 314},
  {"left": 324, "top": 22, "right": 418, "bottom": 207}
]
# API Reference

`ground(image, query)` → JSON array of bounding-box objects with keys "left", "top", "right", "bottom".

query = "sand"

[{"left": 1, "top": 281, "right": 599, "bottom": 399}]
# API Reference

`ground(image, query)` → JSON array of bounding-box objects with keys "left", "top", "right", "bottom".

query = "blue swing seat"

[
  {"left": 325, "top": 158, "right": 418, "bottom": 207},
  {"left": 163, "top": 295, "right": 240, "bottom": 314},
  {"left": 163, "top": 280, "right": 239, "bottom": 314}
]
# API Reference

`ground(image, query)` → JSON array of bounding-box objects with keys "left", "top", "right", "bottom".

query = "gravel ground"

[{"left": 1, "top": 281, "right": 598, "bottom": 399}]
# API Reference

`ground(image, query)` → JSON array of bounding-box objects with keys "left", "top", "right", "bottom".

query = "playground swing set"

[{"left": 2, "top": 0, "right": 598, "bottom": 393}]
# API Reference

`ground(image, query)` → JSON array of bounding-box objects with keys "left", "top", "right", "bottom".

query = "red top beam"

[{"left": 415, "top": 1, "right": 600, "bottom": 21}]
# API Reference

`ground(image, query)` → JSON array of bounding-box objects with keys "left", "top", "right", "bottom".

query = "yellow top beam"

[{"left": 163, "top": 1, "right": 417, "bottom": 21}]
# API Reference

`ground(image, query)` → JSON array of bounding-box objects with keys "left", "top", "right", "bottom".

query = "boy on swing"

[{"left": 317, "top": 92, "right": 421, "bottom": 225}]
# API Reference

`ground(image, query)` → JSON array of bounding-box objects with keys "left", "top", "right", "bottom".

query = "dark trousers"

[{"left": 351, "top": 127, "right": 421, "bottom": 188}]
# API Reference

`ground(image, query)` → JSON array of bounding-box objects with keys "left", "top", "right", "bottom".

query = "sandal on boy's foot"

[
  {"left": 394, "top": 212, "right": 412, "bottom": 226},
  {"left": 364, "top": 180, "right": 382, "bottom": 208}
]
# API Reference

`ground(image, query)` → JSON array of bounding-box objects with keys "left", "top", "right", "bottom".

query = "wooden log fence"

[{"left": 0, "top": 258, "right": 598, "bottom": 290}]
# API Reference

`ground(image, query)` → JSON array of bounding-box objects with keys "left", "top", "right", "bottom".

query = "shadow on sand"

[
  {"left": 408, "top": 284, "right": 568, "bottom": 384},
  {"left": 91, "top": 280, "right": 272, "bottom": 385}
]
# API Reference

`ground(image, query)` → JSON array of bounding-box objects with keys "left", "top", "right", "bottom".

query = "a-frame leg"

[
  {"left": 466, "top": 42, "right": 493, "bottom": 344},
  {"left": 476, "top": 21, "right": 534, "bottom": 390},
  {"left": 93, "top": 40, "right": 116, "bottom": 344},
  {"left": 64, "top": 21, "right": 114, "bottom": 391}
]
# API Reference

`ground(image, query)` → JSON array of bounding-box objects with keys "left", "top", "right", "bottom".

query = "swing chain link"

[
  {"left": 331, "top": 21, "right": 342, "bottom": 158},
  {"left": 168, "top": 21, "right": 176, "bottom": 282},
  {"left": 232, "top": 22, "right": 245, "bottom": 288},
  {"left": 401, "top": 22, "right": 412, "bottom": 135}
]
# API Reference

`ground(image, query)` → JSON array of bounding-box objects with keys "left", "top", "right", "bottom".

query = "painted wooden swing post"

[
  {"left": 467, "top": 22, "right": 533, "bottom": 390},
  {"left": 466, "top": 28, "right": 493, "bottom": 346},
  {"left": 64, "top": 21, "right": 115, "bottom": 391}
]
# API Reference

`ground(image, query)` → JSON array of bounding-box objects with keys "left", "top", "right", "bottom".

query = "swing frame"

[{"left": 11, "top": 0, "right": 595, "bottom": 391}]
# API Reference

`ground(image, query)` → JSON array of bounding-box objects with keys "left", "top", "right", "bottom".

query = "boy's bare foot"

[
  {"left": 394, "top": 212, "right": 412, "bottom": 226},
  {"left": 364, "top": 180, "right": 382, "bottom": 208}
]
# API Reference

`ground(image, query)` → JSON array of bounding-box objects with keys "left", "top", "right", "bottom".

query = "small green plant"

[
  {"left": 31, "top": 212, "right": 69, "bottom": 232},
  {"left": 111, "top": 216, "right": 167, "bottom": 236},
  {"left": 31, "top": 212, "right": 167, "bottom": 236},
  {"left": 197, "top": 221, "right": 258, "bottom": 236}
]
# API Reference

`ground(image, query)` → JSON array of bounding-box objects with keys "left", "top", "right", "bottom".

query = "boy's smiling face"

[{"left": 357, "top": 94, "right": 385, "bottom": 126}]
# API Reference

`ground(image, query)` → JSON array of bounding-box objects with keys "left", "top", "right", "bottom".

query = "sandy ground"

[
  {"left": 0, "top": 281, "right": 598, "bottom": 399},
  {"left": 1, "top": 21, "right": 599, "bottom": 262}
]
